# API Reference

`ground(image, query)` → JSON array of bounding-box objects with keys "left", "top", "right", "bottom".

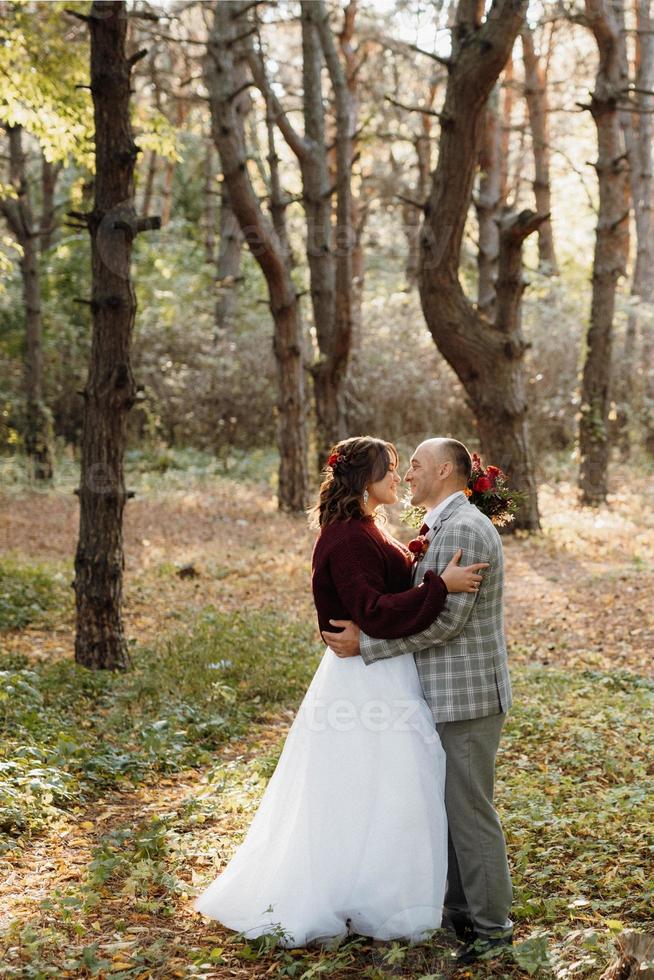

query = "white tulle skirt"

[{"left": 194, "top": 647, "right": 448, "bottom": 948}]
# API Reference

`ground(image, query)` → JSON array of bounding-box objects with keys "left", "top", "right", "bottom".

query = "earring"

[{"left": 363, "top": 489, "right": 369, "bottom": 505}]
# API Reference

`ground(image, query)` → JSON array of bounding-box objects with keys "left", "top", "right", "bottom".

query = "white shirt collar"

[{"left": 423, "top": 490, "right": 467, "bottom": 530}]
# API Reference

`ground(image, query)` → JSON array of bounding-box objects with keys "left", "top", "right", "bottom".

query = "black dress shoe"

[
  {"left": 456, "top": 933, "right": 513, "bottom": 965},
  {"left": 440, "top": 912, "right": 474, "bottom": 942}
]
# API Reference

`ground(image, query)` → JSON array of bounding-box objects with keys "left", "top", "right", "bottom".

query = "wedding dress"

[{"left": 194, "top": 645, "right": 447, "bottom": 948}]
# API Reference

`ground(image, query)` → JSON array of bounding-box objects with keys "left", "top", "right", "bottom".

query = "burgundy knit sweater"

[{"left": 311, "top": 516, "right": 448, "bottom": 640}]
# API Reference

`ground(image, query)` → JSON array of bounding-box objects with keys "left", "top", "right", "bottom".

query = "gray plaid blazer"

[{"left": 359, "top": 492, "right": 512, "bottom": 723}]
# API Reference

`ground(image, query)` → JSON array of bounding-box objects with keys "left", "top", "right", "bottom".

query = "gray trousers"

[{"left": 436, "top": 713, "right": 513, "bottom": 937}]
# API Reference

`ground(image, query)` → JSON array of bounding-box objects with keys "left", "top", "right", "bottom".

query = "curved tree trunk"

[
  {"left": 73, "top": 0, "right": 159, "bottom": 669},
  {"left": 578, "top": 0, "right": 630, "bottom": 506},
  {"left": 205, "top": 0, "right": 308, "bottom": 511},
  {"left": 418, "top": 0, "right": 541, "bottom": 530}
]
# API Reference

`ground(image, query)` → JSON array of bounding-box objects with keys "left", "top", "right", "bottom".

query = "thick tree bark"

[
  {"left": 74, "top": 1, "right": 159, "bottom": 669},
  {"left": 1, "top": 125, "right": 54, "bottom": 481},
  {"left": 521, "top": 23, "right": 558, "bottom": 274},
  {"left": 418, "top": 0, "right": 540, "bottom": 530},
  {"left": 205, "top": 0, "right": 308, "bottom": 511},
  {"left": 578, "top": 0, "right": 630, "bottom": 505}
]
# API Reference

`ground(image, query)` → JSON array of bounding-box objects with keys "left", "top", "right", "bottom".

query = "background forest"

[
  {"left": 0, "top": 1, "right": 653, "bottom": 978},
  {"left": 1, "top": 0, "right": 653, "bottom": 491}
]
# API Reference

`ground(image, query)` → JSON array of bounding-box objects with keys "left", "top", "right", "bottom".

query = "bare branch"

[
  {"left": 384, "top": 95, "right": 442, "bottom": 118},
  {"left": 127, "top": 48, "right": 148, "bottom": 70}
]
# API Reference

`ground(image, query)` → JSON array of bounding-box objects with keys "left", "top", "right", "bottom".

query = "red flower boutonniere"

[{"left": 407, "top": 534, "right": 430, "bottom": 564}]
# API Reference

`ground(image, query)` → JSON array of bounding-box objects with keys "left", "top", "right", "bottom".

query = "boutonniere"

[{"left": 407, "top": 534, "right": 430, "bottom": 564}]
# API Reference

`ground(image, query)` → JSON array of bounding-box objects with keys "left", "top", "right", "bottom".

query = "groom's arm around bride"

[{"left": 325, "top": 439, "right": 514, "bottom": 958}]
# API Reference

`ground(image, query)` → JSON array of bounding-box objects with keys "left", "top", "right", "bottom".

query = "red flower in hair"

[{"left": 327, "top": 452, "right": 344, "bottom": 468}]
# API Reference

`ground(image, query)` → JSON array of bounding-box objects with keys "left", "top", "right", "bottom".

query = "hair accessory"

[{"left": 327, "top": 452, "right": 345, "bottom": 469}]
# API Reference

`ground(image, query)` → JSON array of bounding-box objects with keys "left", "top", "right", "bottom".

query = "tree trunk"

[
  {"left": 418, "top": 0, "right": 540, "bottom": 530},
  {"left": 315, "top": 0, "right": 354, "bottom": 464},
  {"left": 578, "top": 0, "right": 630, "bottom": 506},
  {"left": 475, "top": 85, "right": 503, "bottom": 319},
  {"left": 205, "top": 0, "right": 308, "bottom": 511},
  {"left": 140, "top": 149, "right": 157, "bottom": 219},
  {"left": 204, "top": 137, "right": 217, "bottom": 265},
  {"left": 499, "top": 53, "right": 514, "bottom": 204},
  {"left": 1, "top": 125, "right": 54, "bottom": 482},
  {"left": 247, "top": 0, "right": 354, "bottom": 470},
  {"left": 615, "top": 0, "right": 654, "bottom": 458},
  {"left": 74, "top": 0, "right": 160, "bottom": 669},
  {"left": 521, "top": 23, "right": 558, "bottom": 274},
  {"left": 40, "top": 154, "right": 60, "bottom": 253},
  {"left": 339, "top": 0, "right": 366, "bottom": 351},
  {"left": 404, "top": 86, "right": 436, "bottom": 289},
  {"left": 299, "top": 1, "right": 340, "bottom": 464},
  {"left": 214, "top": 43, "right": 251, "bottom": 341},
  {"left": 214, "top": 182, "right": 244, "bottom": 339},
  {"left": 600, "top": 930, "right": 654, "bottom": 980}
]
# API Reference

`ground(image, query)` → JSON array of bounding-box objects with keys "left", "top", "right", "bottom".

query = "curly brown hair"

[{"left": 309, "top": 436, "right": 398, "bottom": 528}]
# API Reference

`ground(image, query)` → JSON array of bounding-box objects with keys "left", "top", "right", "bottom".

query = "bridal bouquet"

[
  {"left": 465, "top": 454, "right": 524, "bottom": 527},
  {"left": 401, "top": 454, "right": 525, "bottom": 529}
]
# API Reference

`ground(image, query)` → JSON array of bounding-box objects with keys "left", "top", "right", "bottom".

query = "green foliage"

[
  {"left": 503, "top": 667, "right": 654, "bottom": 929},
  {"left": 0, "top": 2, "right": 94, "bottom": 166},
  {"left": 2, "top": 637, "right": 651, "bottom": 975},
  {"left": 0, "top": 558, "right": 70, "bottom": 630},
  {"left": 0, "top": 609, "right": 321, "bottom": 848}
]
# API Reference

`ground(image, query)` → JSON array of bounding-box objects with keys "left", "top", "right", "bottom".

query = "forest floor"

[{"left": 0, "top": 458, "right": 653, "bottom": 979}]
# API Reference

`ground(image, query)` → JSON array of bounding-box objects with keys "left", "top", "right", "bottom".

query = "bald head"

[
  {"left": 417, "top": 438, "right": 472, "bottom": 483},
  {"left": 406, "top": 437, "right": 472, "bottom": 508}
]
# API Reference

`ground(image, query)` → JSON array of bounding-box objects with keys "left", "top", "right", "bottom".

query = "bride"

[{"left": 194, "top": 436, "right": 487, "bottom": 947}]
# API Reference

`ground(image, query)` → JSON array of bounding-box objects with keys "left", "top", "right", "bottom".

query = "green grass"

[
  {"left": 1, "top": 607, "right": 652, "bottom": 977},
  {"left": 0, "top": 445, "right": 280, "bottom": 498},
  {"left": 0, "top": 558, "right": 71, "bottom": 631},
  {"left": 0, "top": 608, "right": 321, "bottom": 848}
]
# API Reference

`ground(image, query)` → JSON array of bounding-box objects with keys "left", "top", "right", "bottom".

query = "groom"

[{"left": 323, "top": 437, "right": 513, "bottom": 963}]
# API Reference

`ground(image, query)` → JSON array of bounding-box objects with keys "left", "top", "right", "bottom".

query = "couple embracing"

[{"left": 195, "top": 436, "right": 514, "bottom": 965}]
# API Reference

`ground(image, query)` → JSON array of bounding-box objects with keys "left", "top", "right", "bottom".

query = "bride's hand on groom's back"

[{"left": 323, "top": 620, "right": 361, "bottom": 657}]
